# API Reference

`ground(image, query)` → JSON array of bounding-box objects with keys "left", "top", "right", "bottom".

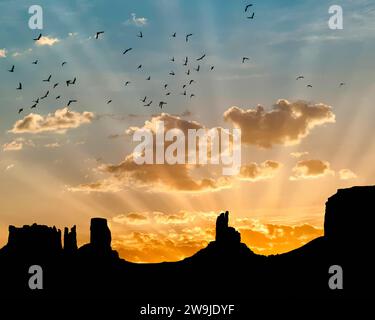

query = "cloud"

[
  {"left": 0, "top": 48, "right": 7, "bottom": 58},
  {"left": 35, "top": 36, "right": 60, "bottom": 46},
  {"left": 69, "top": 113, "right": 232, "bottom": 193},
  {"left": 2, "top": 138, "right": 34, "bottom": 151},
  {"left": 223, "top": 99, "right": 335, "bottom": 148},
  {"left": 125, "top": 13, "right": 148, "bottom": 27},
  {"left": 113, "top": 213, "right": 151, "bottom": 225},
  {"left": 290, "top": 151, "right": 309, "bottom": 158},
  {"left": 5, "top": 164, "right": 15, "bottom": 171},
  {"left": 9, "top": 108, "right": 94, "bottom": 134},
  {"left": 44, "top": 142, "right": 60, "bottom": 148},
  {"left": 290, "top": 159, "right": 334, "bottom": 180},
  {"left": 239, "top": 160, "right": 282, "bottom": 181},
  {"left": 339, "top": 169, "right": 357, "bottom": 180}
]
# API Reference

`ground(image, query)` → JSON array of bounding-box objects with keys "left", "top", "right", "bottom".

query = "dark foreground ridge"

[{"left": 0, "top": 186, "right": 374, "bottom": 299}]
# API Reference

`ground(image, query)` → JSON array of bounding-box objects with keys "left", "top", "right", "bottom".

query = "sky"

[{"left": 1, "top": 0, "right": 375, "bottom": 262}]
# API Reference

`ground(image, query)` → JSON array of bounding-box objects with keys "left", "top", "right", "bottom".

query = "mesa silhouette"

[{"left": 0, "top": 186, "right": 374, "bottom": 299}]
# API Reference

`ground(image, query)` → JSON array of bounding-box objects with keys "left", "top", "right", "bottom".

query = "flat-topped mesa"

[
  {"left": 6, "top": 224, "right": 62, "bottom": 256},
  {"left": 90, "top": 218, "right": 111, "bottom": 250},
  {"left": 215, "top": 211, "right": 241, "bottom": 245},
  {"left": 324, "top": 186, "right": 375, "bottom": 245}
]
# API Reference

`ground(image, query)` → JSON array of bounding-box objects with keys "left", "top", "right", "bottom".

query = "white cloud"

[
  {"left": 339, "top": 169, "right": 357, "bottom": 180},
  {"left": 2, "top": 138, "right": 34, "bottom": 151},
  {"left": 125, "top": 13, "right": 148, "bottom": 27},
  {"left": 290, "top": 159, "right": 334, "bottom": 180},
  {"left": 0, "top": 48, "right": 7, "bottom": 58},
  {"left": 35, "top": 36, "right": 60, "bottom": 46},
  {"left": 5, "top": 164, "right": 15, "bottom": 171}
]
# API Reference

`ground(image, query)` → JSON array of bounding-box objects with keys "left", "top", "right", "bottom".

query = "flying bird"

[
  {"left": 296, "top": 75, "right": 304, "bottom": 80},
  {"left": 125, "top": 81, "right": 131, "bottom": 86},
  {"left": 18, "top": 108, "right": 23, "bottom": 114},
  {"left": 183, "top": 57, "right": 188, "bottom": 66},
  {"left": 247, "top": 12, "right": 255, "bottom": 19},
  {"left": 56, "top": 96, "right": 61, "bottom": 99},
  {"left": 43, "top": 75, "right": 52, "bottom": 82},
  {"left": 107, "top": 100, "right": 112, "bottom": 104},
  {"left": 245, "top": 4, "right": 253, "bottom": 12},
  {"left": 210, "top": 66, "right": 215, "bottom": 71},
  {"left": 194, "top": 65, "right": 200, "bottom": 72},
  {"left": 8, "top": 65, "right": 15, "bottom": 72},
  {"left": 186, "top": 69, "right": 190, "bottom": 75},
  {"left": 41, "top": 91, "right": 49, "bottom": 99},
  {"left": 32, "top": 60, "right": 38, "bottom": 65},
  {"left": 307, "top": 84, "right": 313, "bottom": 88},
  {"left": 62, "top": 61, "right": 67, "bottom": 66},
  {"left": 137, "top": 31, "right": 143, "bottom": 38},
  {"left": 95, "top": 31, "right": 104, "bottom": 39},
  {"left": 171, "top": 57, "right": 175, "bottom": 62},
  {"left": 32, "top": 98, "right": 39, "bottom": 104},
  {"left": 31, "top": 104, "right": 37, "bottom": 109},
  {"left": 146, "top": 76, "right": 151, "bottom": 80},
  {"left": 159, "top": 101, "right": 167, "bottom": 108},
  {"left": 53, "top": 83, "right": 59, "bottom": 88},
  {"left": 171, "top": 32, "right": 176, "bottom": 38},
  {"left": 181, "top": 90, "right": 187, "bottom": 96},
  {"left": 141, "top": 96, "right": 147, "bottom": 103},
  {"left": 33, "top": 33, "right": 42, "bottom": 41},
  {"left": 144, "top": 101, "right": 152, "bottom": 107},
  {"left": 339, "top": 82, "right": 345, "bottom": 87},
  {"left": 189, "top": 80, "right": 195, "bottom": 85},
  {"left": 16, "top": 83, "right": 22, "bottom": 90},
  {"left": 190, "top": 94, "right": 195, "bottom": 98},
  {"left": 182, "top": 84, "right": 187, "bottom": 89},
  {"left": 169, "top": 71, "right": 175, "bottom": 76},
  {"left": 123, "top": 48, "right": 132, "bottom": 55},
  {"left": 196, "top": 54, "right": 206, "bottom": 61},
  {"left": 242, "top": 57, "right": 250, "bottom": 63},
  {"left": 186, "top": 33, "right": 193, "bottom": 42},
  {"left": 164, "top": 84, "right": 168, "bottom": 89},
  {"left": 67, "top": 99, "right": 77, "bottom": 106},
  {"left": 137, "top": 65, "right": 142, "bottom": 70},
  {"left": 166, "top": 92, "right": 171, "bottom": 96}
]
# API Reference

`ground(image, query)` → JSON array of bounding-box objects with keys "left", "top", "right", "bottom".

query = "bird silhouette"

[
  {"left": 166, "top": 92, "right": 171, "bottom": 96},
  {"left": 210, "top": 66, "right": 215, "bottom": 71},
  {"left": 146, "top": 76, "right": 151, "bottom": 80},
  {"left": 31, "top": 104, "right": 37, "bottom": 109},
  {"left": 33, "top": 33, "right": 42, "bottom": 41},
  {"left": 186, "top": 69, "right": 190, "bottom": 75},
  {"left": 95, "top": 31, "right": 104, "bottom": 39},
  {"left": 56, "top": 96, "right": 61, "bottom": 99},
  {"left": 32, "top": 60, "right": 38, "bottom": 65},
  {"left": 181, "top": 90, "right": 187, "bottom": 96},
  {"left": 242, "top": 57, "right": 250, "bottom": 63},
  {"left": 137, "top": 65, "right": 142, "bottom": 70},
  {"left": 195, "top": 65, "right": 200, "bottom": 72},
  {"left": 189, "top": 80, "right": 195, "bottom": 85},
  {"left": 41, "top": 91, "right": 49, "bottom": 99},
  {"left": 171, "top": 32, "right": 176, "bottom": 38},
  {"left": 137, "top": 31, "right": 143, "bottom": 38},
  {"left": 339, "top": 82, "right": 345, "bottom": 87},
  {"left": 296, "top": 76, "right": 304, "bottom": 80},
  {"left": 159, "top": 101, "right": 167, "bottom": 108},
  {"left": 8, "top": 65, "right": 15, "bottom": 72},
  {"left": 67, "top": 99, "right": 77, "bottom": 106},
  {"left": 107, "top": 100, "right": 112, "bottom": 104},
  {"left": 123, "top": 48, "right": 132, "bottom": 55},
  {"left": 245, "top": 4, "right": 253, "bottom": 12},
  {"left": 62, "top": 61, "right": 67, "bottom": 66},
  {"left": 307, "top": 84, "right": 313, "bottom": 88},
  {"left": 125, "top": 81, "right": 131, "bottom": 86},
  {"left": 144, "top": 101, "right": 152, "bottom": 107},
  {"left": 182, "top": 84, "right": 187, "bottom": 89},
  {"left": 43, "top": 75, "right": 52, "bottom": 82},
  {"left": 171, "top": 57, "right": 175, "bottom": 62},
  {"left": 67, "top": 77, "right": 76, "bottom": 86},
  {"left": 197, "top": 54, "right": 206, "bottom": 61},
  {"left": 164, "top": 84, "right": 168, "bottom": 89},
  {"left": 53, "top": 83, "right": 59, "bottom": 88},
  {"left": 247, "top": 12, "right": 255, "bottom": 19},
  {"left": 190, "top": 94, "right": 195, "bottom": 98},
  {"left": 169, "top": 71, "right": 175, "bottom": 76},
  {"left": 32, "top": 98, "right": 39, "bottom": 104},
  {"left": 141, "top": 96, "right": 147, "bottom": 103},
  {"left": 183, "top": 57, "right": 188, "bottom": 66},
  {"left": 18, "top": 108, "right": 23, "bottom": 114},
  {"left": 186, "top": 33, "right": 193, "bottom": 42},
  {"left": 16, "top": 83, "right": 22, "bottom": 90}
]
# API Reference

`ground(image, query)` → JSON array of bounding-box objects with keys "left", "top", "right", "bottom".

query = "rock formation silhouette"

[{"left": 0, "top": 186, "right": 373, "bottom": 300}]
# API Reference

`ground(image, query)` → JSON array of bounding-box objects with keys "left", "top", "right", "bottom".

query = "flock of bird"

[
  {"left": 295, "top": 75, "right": 345, "bottom": 88},
  {"left": 3, "top": 3, "right": 259, "bottom": 116}
]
